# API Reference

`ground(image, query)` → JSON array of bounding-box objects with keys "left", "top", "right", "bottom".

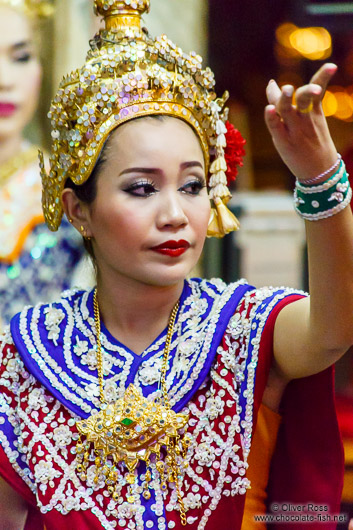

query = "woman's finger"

[
  {"left": 295, "top": 83, "right": 322, "bottom": 113},
  {"left": 309, "top": 63, "right": 337, "bottom": 97},
  {"left": 277, "top": 84, "right": 295, "bottom": 119},
  {"left": 266, "top": 79, "right": 282, "bottom": 106},
  {"left": 264, "top": 104, "right": 287, "bottom": 137}
]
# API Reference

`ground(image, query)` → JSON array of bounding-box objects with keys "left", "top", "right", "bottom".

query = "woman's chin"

[
  {"left": 137, "top": 263, "right": 195, "bottom": 288},
  {"left": 143, "top": 273, "right": 189, "bottom": 288},
  {"left": 0, "top": 120, "right": 26, "bottom": 142}
]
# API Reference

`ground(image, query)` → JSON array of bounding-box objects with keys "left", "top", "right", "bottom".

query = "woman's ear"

[{"left": 61, "top": 188, "right": 93, "bottom": 238}]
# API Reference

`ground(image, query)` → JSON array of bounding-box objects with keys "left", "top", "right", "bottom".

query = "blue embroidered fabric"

[
  {"left": 0, "top": 220, "right": 84, "bottom": 326},
  {"left": 10, "top": 279, "right": 253, "bottom": 419}
]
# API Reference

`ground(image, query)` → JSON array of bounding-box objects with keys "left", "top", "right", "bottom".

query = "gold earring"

[{"left": 80, "top": 225, "right": 92, "bottom": 241}]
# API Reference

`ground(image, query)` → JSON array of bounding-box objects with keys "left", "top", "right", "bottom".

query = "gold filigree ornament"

[
  {"left": 75, "top": 291, "right": 191, "bottom": 525},
  {"left": 39, "top": 0, "right": 240, "bottom": 237},
  {"left": 0, "top": 0, "right": 54, "bottom": 18}
]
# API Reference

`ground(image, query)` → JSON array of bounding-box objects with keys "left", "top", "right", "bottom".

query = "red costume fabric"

[{"left": 0, "top": 282, "right": 343, "bottom": 529}]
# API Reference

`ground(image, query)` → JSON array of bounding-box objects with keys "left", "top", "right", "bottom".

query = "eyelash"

[
  {"left": 123, "top": 180, "right": 157, "bottom": 197},
  {"left": 181, "top": 180, "right": 206, "bottom": 195},
  {"left": 14, "top": 53, "right": 32, "bottom": 63},
  {"left": 123, "top": 178, "right": 206, "bottom": 197}
]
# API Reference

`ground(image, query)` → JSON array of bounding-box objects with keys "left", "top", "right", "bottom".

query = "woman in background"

[{"left": 0, "top": 0, "right": 84, "bottom": 330}]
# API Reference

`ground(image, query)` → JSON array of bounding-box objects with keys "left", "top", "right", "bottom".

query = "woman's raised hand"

[{"left": 265, "top": 63, "right": 338, "bottom": 182}]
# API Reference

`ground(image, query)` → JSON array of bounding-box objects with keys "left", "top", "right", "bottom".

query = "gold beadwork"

[
  {"left": 40, "top": 0, "right": 238, "bottom": 238},
  {"left": 93, "top": 288, "right": 105, "bottom": 404},
  {"left": 94, "top": 0, "right": 150, "bottom": 25},
  {"left": 75, "top": 290, "right": 189, "bottom": 524},
  {"left": 0, "top": 0, "right": 53, "bottom": 18}
]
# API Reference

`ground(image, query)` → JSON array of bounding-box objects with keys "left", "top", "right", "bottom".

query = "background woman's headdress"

[
  {"left": 40, "top": 0, "right": 245, "bottom": 237},
  {"left": 0, "top": 0, "right": 53, "bottom": 18}
]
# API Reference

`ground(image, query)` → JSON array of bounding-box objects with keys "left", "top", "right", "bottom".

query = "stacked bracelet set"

[{"left": 294, "top": 156, "right": 352, "bottom": 220}]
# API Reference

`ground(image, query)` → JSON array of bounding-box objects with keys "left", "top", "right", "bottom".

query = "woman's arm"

[
  {"left": 0, "top": 477, "right": 28, "bottom": 530},
  {"left": 265, "top": 63, "right": 353, "bottom": 380}
]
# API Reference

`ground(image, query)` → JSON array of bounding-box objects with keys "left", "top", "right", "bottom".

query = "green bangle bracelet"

[{"left": 294, "top": 163, "right": 351, "bottom": 220}]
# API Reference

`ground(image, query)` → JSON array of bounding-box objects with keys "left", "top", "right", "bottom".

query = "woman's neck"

[
  {"left": 0, "top": 135, "right": 24, "bottom": 166},
  {"left": 95, "top": 273, "right": 185, "bottom": 355}
]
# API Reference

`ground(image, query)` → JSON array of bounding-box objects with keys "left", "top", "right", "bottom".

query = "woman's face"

[
  {"left": 0, "top": 6, "right": 42, "bottom": 141},
  {"left": 84, "top": 117, "right": 210, "bottom": 288}
]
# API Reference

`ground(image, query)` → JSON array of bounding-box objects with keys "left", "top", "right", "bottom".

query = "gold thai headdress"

[
  {"left": 40, "top": 0, "right": 244, "bottom": 237},
  {"left": 0, "top": 0, "right": 53, "bottom": 18}
]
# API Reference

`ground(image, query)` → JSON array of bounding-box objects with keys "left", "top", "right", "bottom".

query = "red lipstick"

[
  {"left": 151, "top": 240, "right": 190, "bottom": 257},
  {"left": 0, "top": 103, "right": 17, "bottom": 117}
]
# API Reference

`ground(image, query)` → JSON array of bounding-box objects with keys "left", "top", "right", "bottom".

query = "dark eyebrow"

[
  {"left": 180, "top": 161, "right": 204, "bottom": 170},
  {"left": 119, "top": 161, "right": 204, "bottom": 177},
  {"left": 12, "top": 41, "right": 31, "bottom": 51},
  {"left": 119, "top": 167, "right": 161, "bottom": 176}
]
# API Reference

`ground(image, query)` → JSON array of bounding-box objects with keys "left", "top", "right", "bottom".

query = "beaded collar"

[{"left": 10, "top": 278, "right": 253, "bottom": 417}]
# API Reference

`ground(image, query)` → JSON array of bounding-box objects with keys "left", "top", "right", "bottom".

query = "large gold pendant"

[{"left": 75, "top": 384, "right": 189, "bottom": 502}]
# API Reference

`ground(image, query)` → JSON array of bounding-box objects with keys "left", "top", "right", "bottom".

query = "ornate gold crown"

[
  {"left": 40, "top": 0, "right": 240, "bottom": 237},
  {"left": 0, "top": 0, "right": 53, "bottom": 17}
]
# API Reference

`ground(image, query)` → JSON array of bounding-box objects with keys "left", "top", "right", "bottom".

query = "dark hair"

[
  {"left": 64, "top": 115, "right": 168, "bottom": 259},
  {"left": 65, "top": 144, "right": 105, "bottom": 206},
  {"left": 65, "top": 144, "right": 107, "bottom": 259}
]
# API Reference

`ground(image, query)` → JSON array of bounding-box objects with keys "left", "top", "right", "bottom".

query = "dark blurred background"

[{"left": 208, "top": 0, "right": 353, "bottom": 190}]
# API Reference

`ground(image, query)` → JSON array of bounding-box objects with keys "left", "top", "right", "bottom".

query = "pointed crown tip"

[{"left": 94, "top": 0, "right": 150, "bottom": 17}]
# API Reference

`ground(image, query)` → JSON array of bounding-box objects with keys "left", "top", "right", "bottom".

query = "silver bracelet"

[
  {"left": 299, "top": 154, "right": 342, "bottom": 185},
  {"left": 296, "top": 160, "right": 345, "bottom": 194}
]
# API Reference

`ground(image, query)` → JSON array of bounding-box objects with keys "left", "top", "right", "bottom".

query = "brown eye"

[
  {"left": 123, "top": 181, "right": 158, "bottom": 197},
  {"left": 14, "top": 53, "right": 32, "bottom": 63},
  {"left": 180, "top": 180, "right": 206, "bottom": 195}
]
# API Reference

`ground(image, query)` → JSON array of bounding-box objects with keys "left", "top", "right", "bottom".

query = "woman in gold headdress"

[
  {"left": 0, "top": 1, "right": 351, "bottom": 529},
  {"left": 0, "top": 0, "right": 84, "bottom": 330}
]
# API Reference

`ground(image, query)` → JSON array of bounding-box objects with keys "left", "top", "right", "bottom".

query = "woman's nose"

[
  {"left": 0, "top": 59, "right": 14, "bottom": 91},
  {"left": 157, "top": 191, "right": 188, "bottom": 229}
]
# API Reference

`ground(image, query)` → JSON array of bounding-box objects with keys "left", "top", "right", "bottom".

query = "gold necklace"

[
  {"left": 76, "top": 289, "right": 189, "bottom": 525},
  {"left": 0, "top": 145, "right": 39, "bottom": 188}
]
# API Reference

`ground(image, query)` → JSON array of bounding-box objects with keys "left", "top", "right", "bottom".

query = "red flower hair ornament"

[{"left": 224, "top": 121, "right": 246, "bottom": 186}]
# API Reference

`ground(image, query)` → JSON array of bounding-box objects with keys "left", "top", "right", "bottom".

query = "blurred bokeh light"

[
  {"left": 323, "top": 86, "right": 353, "bottom": 121},
  {"left": 276, "top": 22, "right": 332, "bottom": 60}
]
